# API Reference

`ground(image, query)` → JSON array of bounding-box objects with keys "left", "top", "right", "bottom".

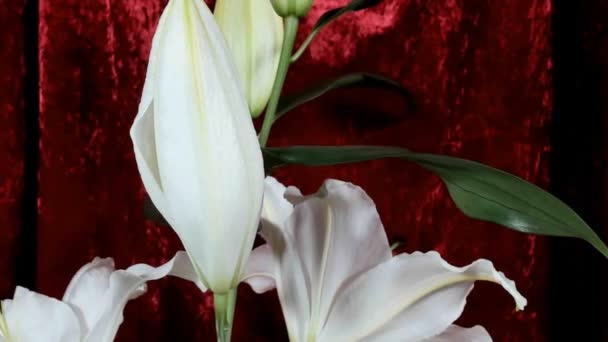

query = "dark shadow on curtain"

[
  {"left": 550, "top": 0, "right": 608, "bottom": 340},
  {"left": 16, "top": 0, "right": 39, "bottom": 290}
]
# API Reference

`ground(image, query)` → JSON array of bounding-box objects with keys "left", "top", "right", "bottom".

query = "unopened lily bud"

[
  {"left": 270, "top": 0, "right": 313, "bottom": 18},
  {"left": 131, "top": 0, "right": 264, "bottom": 294},
  {"left": 215, "top": 0, "right": 284, "bottom": 117}
]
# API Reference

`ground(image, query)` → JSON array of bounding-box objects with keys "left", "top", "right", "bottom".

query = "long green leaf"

[
  {"left": 291, "top": 0, "right": 382, "bottom": 62},
  {"left": 263, "top": 145, "right": 608, "bottom": 257},
  {"left": 275, "top": 72, "right": 411, "bottom": 122}
]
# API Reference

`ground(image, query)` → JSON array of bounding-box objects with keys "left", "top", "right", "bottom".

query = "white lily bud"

[
  {"left": 270, "top": 0, "right": 313, "bottom": 18},
  {"left": 215, "top": 0, "right": 284, "bottom": 117},
  {"left": 130, "top": 0, "right": 264, "bottom": 294}
]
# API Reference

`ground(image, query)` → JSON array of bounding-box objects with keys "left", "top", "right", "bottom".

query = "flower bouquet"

[{"left": 1, "top": 0, "right": 604, "bottom": 341}]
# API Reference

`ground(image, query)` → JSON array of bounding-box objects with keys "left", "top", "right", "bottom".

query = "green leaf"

[
  {"left": 291, "top": 0, "right": 383, "bottom": 62},
  {"left": 275, "top": 72, "right": 411, "bottom": 122},
  {"left": 263, "top": 145, "right": 608, "bottom": 257}
]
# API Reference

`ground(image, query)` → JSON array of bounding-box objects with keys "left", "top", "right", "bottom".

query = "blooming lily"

[
  {"left": 214, "top": 0, "right": 284, "bottom": 117},
  {"left": 243, "top": 177, "right": 527, "bottom": 342},
  {"left": 0, "top": 252, "right": 202, "bottom": 342},
  {"left": 130, "top": 0, "right": 264, "bottom": 295}
]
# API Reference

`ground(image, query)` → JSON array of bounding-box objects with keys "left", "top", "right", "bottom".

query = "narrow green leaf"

[
  {"left": 291, "top": 0, "right": 383, "bottom": 62},
  {"left": 275, "top": 72, "right": 411, "bottom": 122},
  {"left": 263, "top": 145, "right": 608, "bottom": 257}
]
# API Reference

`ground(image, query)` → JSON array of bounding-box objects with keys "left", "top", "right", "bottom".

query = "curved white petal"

[
  {"left": 129, "top": 0, "right": 171, "bottom": 223},
  {"left": 81, "top": 270, "right": 146, "bottom": 342},
  {"left": 320, "top": 251, "right": 526, "bottom": 342},
  {"left": 283, "top": 185, "right": 304, "bottom": 204},
  {"left": 2, "top": 287, "right": 81, "bottom": 342},
  {"left": 131, "top": 86, "right": 168, "bottom": 224},
  {"left": 63, "top": 251, "right": 204, "bottom": 342},
  {"left": 126, "top": 251, "right": 207, "bottom": 291},
  {"left": 261, "top": 177, "right": 294, "bottom": 229},
  {"left": 242, "top": 177, "right": 302, "bottom": 294},
  {"left": 257, "top": 179, "right": 391, "bottom": 340},
  {"left": 293, "top": 180, "right": 392, "bottom": 334},
  {"left": 241, "top": 244, "right": 276, "bottom": 293},
  {"left": 62, "top": 257, "right": 118, "bottom": 335},
  {"left": 259, "top": 223, "right": 311, "bottom": 341},
  {"left": 132, "top": 0, "right": 264, "bottom": 293},
  {"left": 422, "top": 325, "right": 492, "bottom": 342},
  {"left": 214, "top": 0, "right": 283, "bottom": 117}
]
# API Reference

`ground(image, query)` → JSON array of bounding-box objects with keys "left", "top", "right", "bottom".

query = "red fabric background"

[
  {"left": 0, "top": 0, "right": 25, "bottom": 300},
  {"left": 1, "top": 0, "right": 557, "bottom": 340}
]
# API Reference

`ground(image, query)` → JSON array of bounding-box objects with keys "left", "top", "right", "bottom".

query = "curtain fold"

[
  {"left": 1, "top": 0, "right": 600, "bottom": 340},
  {"left": 549, "top": 0, "right": 608, "bottom": 340},
  {"left": 0, "top": 1, "right": 27, "bottom": 299}
]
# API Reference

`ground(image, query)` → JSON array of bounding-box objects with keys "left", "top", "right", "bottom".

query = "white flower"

[
  {"left": 130, "top": 0, "right": 264, "bottom": 294},
  {"left": 243, "top": 177, "right": 527, "bottom": 342},
  {"left": 0, "top": 252, "right": 202, "bottom": 342},
  {"left": 214, "top": 0, "right": 284, "bottom": 117}
]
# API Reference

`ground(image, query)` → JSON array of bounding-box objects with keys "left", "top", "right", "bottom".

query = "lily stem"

[
  {"left": 258, "top": 16, "right": 299, "bottom": 147},
  {"left": 214, "top": 288, "right": 238, "bottom": 342}
]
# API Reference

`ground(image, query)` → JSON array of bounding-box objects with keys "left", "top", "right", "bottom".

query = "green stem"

[
  {"left": 258, "top": 16, "right": 299, "bottom": 147},
  {"left": 390, "top": 241, "right": 402, "bottom": 251},
  {"left": 291, "top": 8, "right": 349, "bottom": 63},
  {"left": 290, "top": 28, "right": 315, "bottom": 63},
  {"left": 214, "top": 288, "right": 238, "bottom": 342}
]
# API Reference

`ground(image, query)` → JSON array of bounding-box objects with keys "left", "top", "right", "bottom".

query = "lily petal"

[
  {"left": 290, "top": 180, "right": 392, "bottom": 332},
  {"left": 2, "top": 287, "right": 81, "bottom": 342},
  {"left": 149, "top": 0, "right": 264, "bottom": 292},
  {"left": 63, "top": 251, "right": 204, "bottom": 342},
  {"left": 284, "top": 185, "right": 304, "bottom": 204},
  {"left": 241, "top": 177, "right": 297, "bottom": 293},
  {"left": 126, "top": 251, "right": 206, "bottom": 291},
  {"left": 130, "top": 82, "right": 168, "bottom": 222},
  {"left": 261, "top": 177, "right": 294, "bottom": 229},
  {"left": 241, "top": 244, "right": 276, "bottom": 293},
  {"left": 321, "top": 251, "right": 526, "bottom": 342},
  {"left": 129, "top": 0, "right": 171, "bottom": 223},
  {"left": 260, "top": 223, "right": 311, "bottom": 341},
  {"left": 254, "top": 179, "right": 392, "bottom": 340},
  {"left": 62, "top": 257, "right": 119, "bottom": 336},
  {"left": 423, "top": 325, "right": 492, "bottom": 342}
]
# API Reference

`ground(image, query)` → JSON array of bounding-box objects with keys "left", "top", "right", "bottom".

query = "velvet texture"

[
  {"left": 0, "top": 0, "right": 26, "bottom": 300},
  {"left": 0, "top": 0, "right": 606, "bottom": 341}
]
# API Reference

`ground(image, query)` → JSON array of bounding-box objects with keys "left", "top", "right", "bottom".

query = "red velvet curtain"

[
  {"left": 1, "top": 0, "right": 606, "bottom": 340},
  {"left": 0, "top": 0, "right": 26, "bottom": 301}
]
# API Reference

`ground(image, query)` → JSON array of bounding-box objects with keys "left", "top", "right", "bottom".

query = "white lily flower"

[
  {"left": 0, "top": 252, "right": 202, "bottom": 342},
  {"left": 214, "top": 0, "right": 284, "bottom": 117},
  {"left": 130, "top": 0, "right": 264, "bottom": 294},
  {"left": 243, "top": 177, "right": 527, "bottom": 342}
]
